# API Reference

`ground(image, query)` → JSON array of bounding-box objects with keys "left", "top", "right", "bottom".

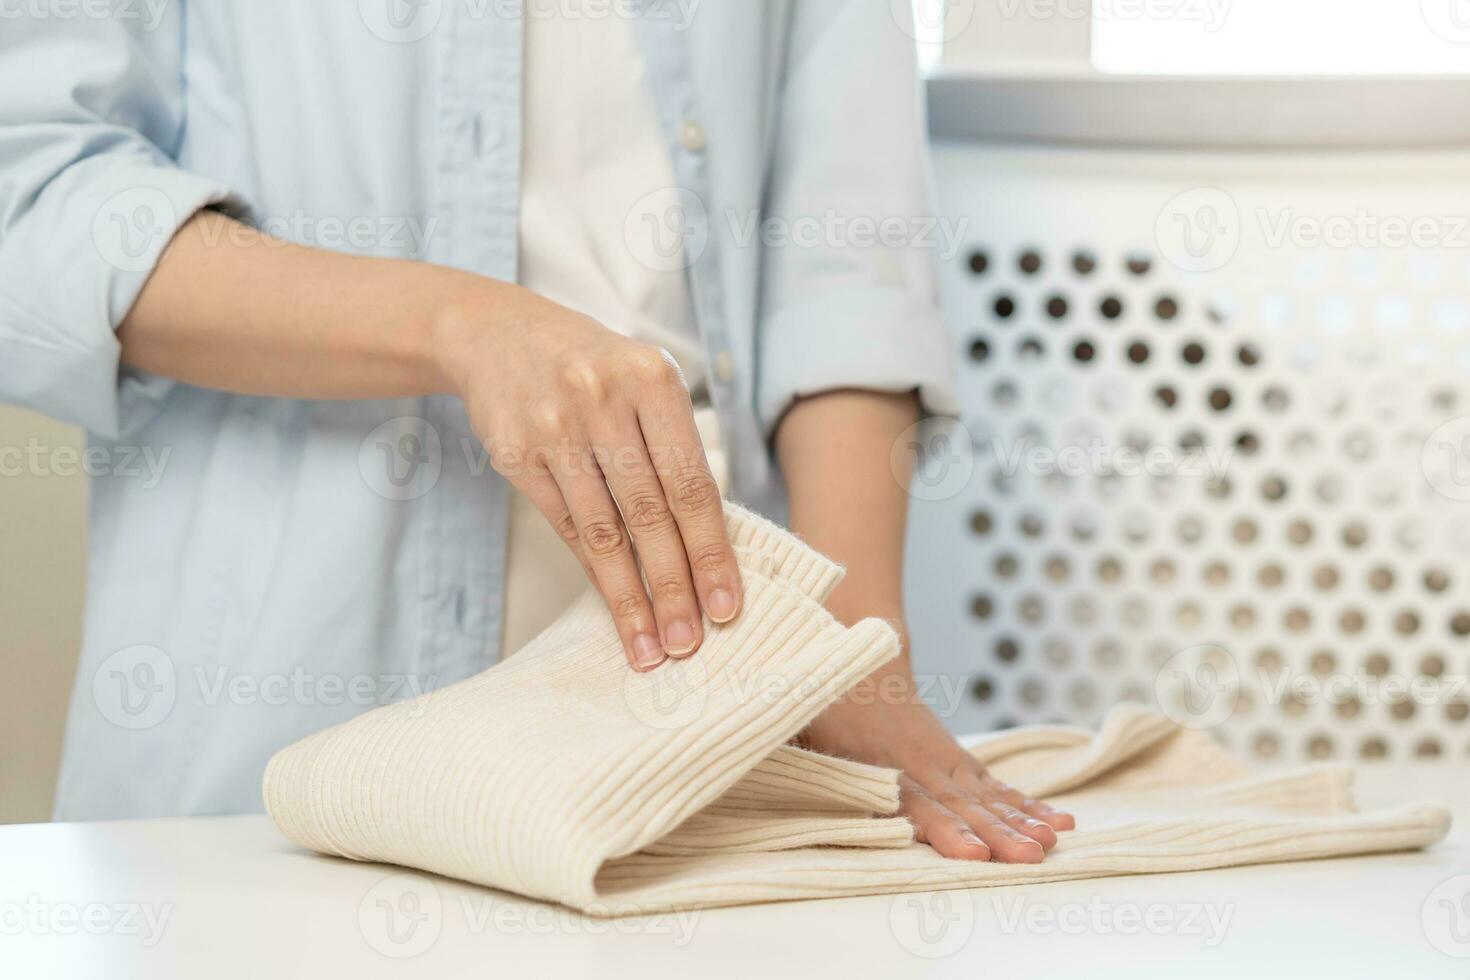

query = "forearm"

[
  {"left": 774, "top": 388, "right": 919, "bottom": 641},
  {"left": 118, "top": 210, "right": 526, "bottom": 399}
]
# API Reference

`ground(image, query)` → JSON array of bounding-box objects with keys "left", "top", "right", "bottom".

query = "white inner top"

[
  {"left": 518, "top": 10, "right": 706, "bottom": 398},
  {"left": 507, "top": 12, "right": 720, "bottom": 656}
]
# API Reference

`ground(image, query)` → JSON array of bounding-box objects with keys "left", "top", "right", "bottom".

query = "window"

[
  {"left": 1092, "top": 0, "right": 1470, "bottom": 75},
  {"left": 911, "top": 0, "right": 950, "bottom": 74}
]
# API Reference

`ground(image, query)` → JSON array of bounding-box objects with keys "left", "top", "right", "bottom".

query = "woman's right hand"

[
  {"left": 436, "top": 289, "right": 742, "bottom": 672},
  {"left": 114, "top": 212, "right": 737, "bottom": 671}
]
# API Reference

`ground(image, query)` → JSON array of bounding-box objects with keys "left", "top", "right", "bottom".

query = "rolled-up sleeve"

[
  {"left": 0, "top": 10, "right": 242, "bottom": 437},
  {"left": 754, "top": 0, "right": 959, "bottom": 434}
]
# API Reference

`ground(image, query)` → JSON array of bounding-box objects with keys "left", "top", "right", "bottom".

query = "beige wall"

[{"left": 0, "top": 406, "right": 87, "bottom": 824}]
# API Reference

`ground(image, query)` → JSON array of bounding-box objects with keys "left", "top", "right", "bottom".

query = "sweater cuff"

[{"left": 723, "top": 502, "right": 843, "bottom": 603}]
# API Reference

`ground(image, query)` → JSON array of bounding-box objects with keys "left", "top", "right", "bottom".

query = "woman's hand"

[
  {"left": 117, "top": 212, "right": 738, "bottom": 673},
  {"left": 800, "top": 670, "right": 1074, "bottom": 862},
  {"left": 436, "top": 290, "right": 741, "bottom": 672},
  {"left": 773, "top": 388, "right": 1073, "bottom": 861}
]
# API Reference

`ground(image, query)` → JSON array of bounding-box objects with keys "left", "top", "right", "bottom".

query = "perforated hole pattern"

[{"left": 906, "top": 147, "right": 1470, "bottom": 765}]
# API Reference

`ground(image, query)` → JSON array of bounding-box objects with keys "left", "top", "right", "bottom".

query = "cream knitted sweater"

[{"left": 263, "top": 505, "right": 1451, "bottom": 915}]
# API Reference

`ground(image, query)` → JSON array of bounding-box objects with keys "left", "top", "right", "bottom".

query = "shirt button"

[
  {"left": 678, "top": 119, "right": 707, "bottom": 153},
  {"left": 480, "top": 118, "right": 504, "bottom": 151},
  {"left": 714, "top": 350, "right": 734, "bottom": 382}
]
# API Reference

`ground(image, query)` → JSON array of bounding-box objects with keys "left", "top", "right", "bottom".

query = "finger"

[
  {"left": 633, "top": 358, "right": 742, "bottom": 624},
  {"left": 1021, "top": 798, "right": 1076, "bottom": 832},
  {"left": 553, "top": 446, "right": 665, "bottom": 672},
  {"left": 591, "top": 421, "right": 703, "bottom": 658},
  {"left": 956, "top": 771, "right": 1058, "bottom": 850},
  {"left": 936, "top": 786, "right": 1044, "bottom": 864},
  {"left": 899, "top": 777, "right": 990, "bottom": 861},
  {"left": 986, "top": 799, "right": 1059, "bottom": 851},
  {"left": 976, "top": 770, "right": 1076, "bottom": 832}
]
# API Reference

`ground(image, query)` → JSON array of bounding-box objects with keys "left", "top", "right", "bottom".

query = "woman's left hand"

[
  {"left": 799, "top": 663, "right": 1075, "bottom": 863},
  {"left": 774, "top": 389, "right": 1074, "bottom": 861}
]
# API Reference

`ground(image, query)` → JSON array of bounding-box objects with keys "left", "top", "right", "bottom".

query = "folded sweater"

[{"left": 263, "top": 504, "right": 1452, "bottom": 915}]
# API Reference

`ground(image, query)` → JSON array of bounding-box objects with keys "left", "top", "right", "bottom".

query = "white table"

[{"left": 3, "top": 765, "right": 1467, "bottom": 979}]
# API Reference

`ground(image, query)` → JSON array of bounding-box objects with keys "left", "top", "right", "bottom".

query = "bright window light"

[
  {"left": 1092, "top": 0, "right": 1470, "bottom": 75},
  {"left": 911, "top": 0, "right": 948, "bottom": 74}
]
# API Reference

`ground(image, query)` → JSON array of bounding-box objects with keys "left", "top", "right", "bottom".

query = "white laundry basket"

[{"left": 905, "top": 77, "right": 1470, "bottom": 767}]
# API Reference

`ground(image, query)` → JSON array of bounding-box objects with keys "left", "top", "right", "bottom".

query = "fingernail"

[
  {"left": 707, "top": 589, "right": 738, "bottom": 623},
  {"left": 632, "top": 634, "right": 666, "bottom": 670},
  {"left": 961, "top": 830, "right": 985, "bottom": 847},
  {"left": 664, "top": 621, "right": 697, "bottom": 656}
]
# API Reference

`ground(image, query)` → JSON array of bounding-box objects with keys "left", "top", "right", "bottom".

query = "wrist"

[
  {"left": 426, "top": 278, "right": 485, "bottom": 396},
  {"left": 821, "top": 575, "right": 904, "bottom": 625},
  {"left": 825, "top": 595, "right": 904, "bottom": 629},
  {"left": 427, "top": 276, "right": 539, "bottom": 397}
]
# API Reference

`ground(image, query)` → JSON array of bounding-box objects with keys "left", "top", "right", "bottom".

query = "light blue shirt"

[{"left": 0, "top": 0, "right": 957, "bottom": 819}]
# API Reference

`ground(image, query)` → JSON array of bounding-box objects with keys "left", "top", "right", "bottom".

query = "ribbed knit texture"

[{"left": 264, "top": 504, "right": 1452, "bottom": 915}]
